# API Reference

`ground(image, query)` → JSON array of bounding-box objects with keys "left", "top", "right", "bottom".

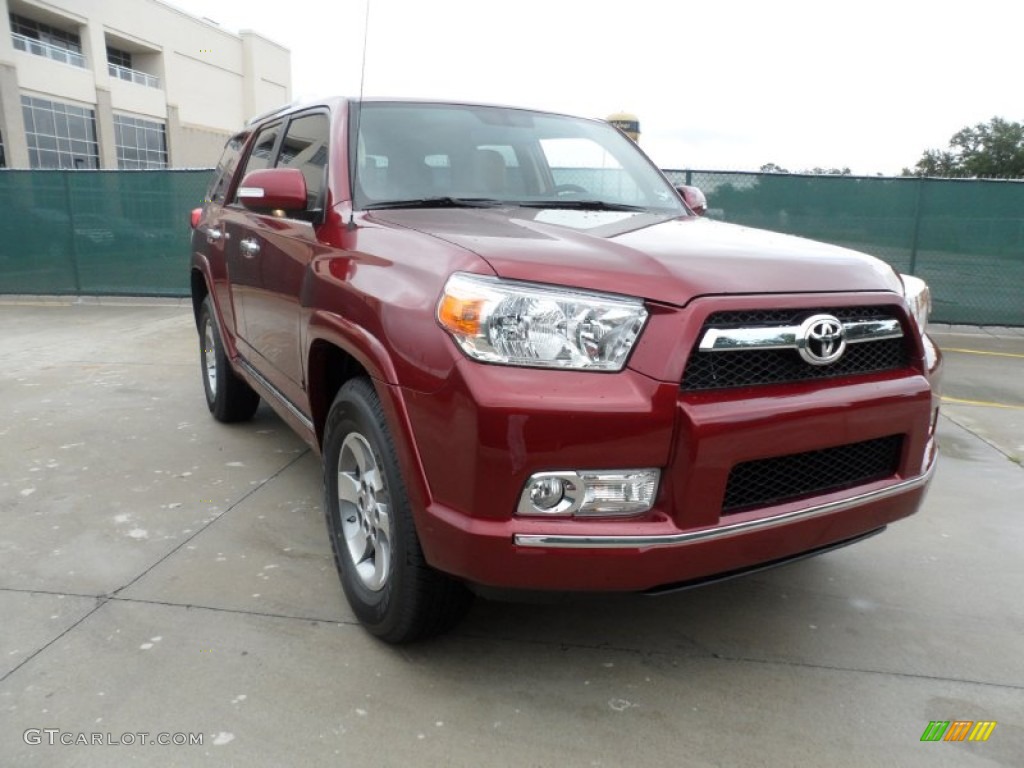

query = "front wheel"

[
  {"left": 323, "top": 378, "right": 472, "bottom": 643},
  {"left": 198, "top": 296, "right": 260, "bottom": 423}
]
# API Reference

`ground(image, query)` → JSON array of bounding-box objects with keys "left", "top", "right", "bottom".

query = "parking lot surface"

[{"left": 1, "top": 299, "right": 1022, "bottom": 767}]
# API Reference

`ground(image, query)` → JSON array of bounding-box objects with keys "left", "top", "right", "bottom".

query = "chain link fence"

[
  {"left": 1, "top": 169, "right": 1021, "bottom": 325},
  {"left": 0, "top": 169, "right": 209, "bottom": 296},
  {"left": 664, "top": 170, "right": 1024, "bottom": 326}
]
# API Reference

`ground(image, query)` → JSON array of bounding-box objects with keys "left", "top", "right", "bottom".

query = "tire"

[
  {"left": 323, "top": 378, "right": 472, "bottom": 643},
  {"left": 198, "top": 296, "right": 260, "bottom": 423}
]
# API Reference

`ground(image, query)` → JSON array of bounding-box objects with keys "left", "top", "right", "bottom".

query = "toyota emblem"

[{"left": 797, "top": 314, "right": 846, "bottom": 365}]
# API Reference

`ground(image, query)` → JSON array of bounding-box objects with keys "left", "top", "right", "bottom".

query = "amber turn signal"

[{"left": 438, "top": 294, "right": 485, "bottom": 336}]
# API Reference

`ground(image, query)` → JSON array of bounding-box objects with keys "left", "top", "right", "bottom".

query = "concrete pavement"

[{"left": 1, "top": 301, "right": 1022, "bottom": 767}]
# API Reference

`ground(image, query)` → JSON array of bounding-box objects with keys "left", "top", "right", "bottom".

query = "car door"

[
  {"left": 235, "top": 111, "right": 330, "bottom": 401},
  {"left": 223, "top": 120, "right": 283, "bottom": 352}
]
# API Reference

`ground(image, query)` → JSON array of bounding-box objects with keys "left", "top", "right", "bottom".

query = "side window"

[
  {"left": 206, "top": 132, "right": 248, "bottom": 204},
  {"left": 232, "top": 122, "right": 281, "bottom": 203},
  {"left": 276, "top": 113, "right": 329, "bottom": 209}
]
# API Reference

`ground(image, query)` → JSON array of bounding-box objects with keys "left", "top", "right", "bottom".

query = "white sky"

[{"left": 165, "top": 0, "right": 1023, "bottom": 175}]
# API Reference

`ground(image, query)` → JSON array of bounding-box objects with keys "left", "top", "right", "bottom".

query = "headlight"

[
  {"left": 437, "top": 273, "right": 648, "bottom": 371},
  {"left": 901, "top": 274, "right": 931, "bottom": 333}
]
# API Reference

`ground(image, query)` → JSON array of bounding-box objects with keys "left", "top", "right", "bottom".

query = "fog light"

[
  {"left": 517, "top": 469, "right": 659, "bottom": 517},
  {"left": 530, "top": 477, "right": 566, "bottom": 509},
  {"left": 519, "top": 472, "right": 579, "bottom": 516}
]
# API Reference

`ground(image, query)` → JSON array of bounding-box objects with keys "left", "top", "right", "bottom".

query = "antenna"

[{"left": 348, "top": 0, "right": 371, "bottom": 229}]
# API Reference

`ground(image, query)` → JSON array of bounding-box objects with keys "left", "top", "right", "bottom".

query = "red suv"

[{"left": 190, "top": 98, "right": 941, "bottom": 643}]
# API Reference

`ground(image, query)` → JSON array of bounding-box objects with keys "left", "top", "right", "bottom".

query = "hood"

[{"left": 368, "top": 208, "right": 903, "bottom": 306}]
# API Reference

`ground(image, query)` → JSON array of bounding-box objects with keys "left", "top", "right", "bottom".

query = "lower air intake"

[{"left": 723, "top": 435, "right": 904, "bottom": 513}]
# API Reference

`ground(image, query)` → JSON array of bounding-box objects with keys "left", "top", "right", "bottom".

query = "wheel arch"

[
  {"left": 307, "top": 338, "right": 368, "bottom": 449},
  {"left": 307, "top": 331, "right": 433, "bottom": 535},
  {"left": 190, "top": 267, "right": 209, "bottom": 330}
]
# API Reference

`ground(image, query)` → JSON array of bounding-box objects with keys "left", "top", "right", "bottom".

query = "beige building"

[{"left": 0, "top": 0, "right": 290, "bottom": 169}]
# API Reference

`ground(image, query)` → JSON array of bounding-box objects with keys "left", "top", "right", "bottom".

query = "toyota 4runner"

[{"left": 189, "top": 98, "right": 941, "bottom": 643}]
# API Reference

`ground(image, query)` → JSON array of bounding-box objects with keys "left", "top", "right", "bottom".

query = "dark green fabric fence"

[
  {"left": 1, "top": 169, "right": 1021, "bottom": 325},
  {"left": 0, "top": 169, "right": 208, "bottom": 296}
]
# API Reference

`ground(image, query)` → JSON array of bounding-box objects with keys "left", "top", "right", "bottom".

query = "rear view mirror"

[
  {"left": 676, "top": 185, "right": 707, "bottom": 216},
  {"left": 237, "top": 168, "right": 308, "bottom": 212}
]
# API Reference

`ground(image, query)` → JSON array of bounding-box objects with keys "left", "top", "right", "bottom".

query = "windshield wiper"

[
  {"left": 363, "top": 197, "right": 505, "bottom": 210},
  {"left": 514, "top": 200, "right": 648, "bottom": 212}
]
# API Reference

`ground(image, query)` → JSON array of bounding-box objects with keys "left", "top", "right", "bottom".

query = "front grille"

[
  {"left": 722, "top": 435, "right": 903, "bottom": 513},
  {"left": 681, "top": 307, "right": 911, "bottom": 390}
]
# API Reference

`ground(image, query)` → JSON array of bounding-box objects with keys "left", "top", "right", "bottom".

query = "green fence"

[
  {"left": 1, "top": 169, "right": 1021, "bottom": 325},
  {"left": 0, "top": 169, "right": 209, "bottom": 296},
  {"left": 664, "top": 170, "right": 1024, "bottom": 326}
]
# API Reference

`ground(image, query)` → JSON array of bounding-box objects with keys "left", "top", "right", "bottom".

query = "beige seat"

[
  {"left": 385, "top": 153, "right": 433, "bottom": 199},
  {"left": 472, "top": 148, "right": 507, "bottom": 196}
]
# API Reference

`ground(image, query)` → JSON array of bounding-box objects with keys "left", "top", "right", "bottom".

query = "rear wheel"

[
  {"left": 198, "top": 296, "right": 260, "bottom": 423},
  {"left": 323, "top": 378, "right": 472, "bottom": 643}
]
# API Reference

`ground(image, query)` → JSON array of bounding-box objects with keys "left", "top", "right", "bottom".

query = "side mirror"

[
  {"left": 676, "top": 185, "right": 707, "bottom": 216},
  {"left": 237, "top": 168, "right": 308, "bottom": 212}
]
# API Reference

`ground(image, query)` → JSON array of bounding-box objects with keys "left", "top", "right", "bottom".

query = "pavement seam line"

[
  {"left": 105, "top": 593, "right": 358, "bottom": 626},
  {"left": 0, "top": 450, "right": 313, "bottom": 684},
  {"left": 703, "top": 653, "right": 1024, "bottom": 692},
  {"left": 5, "top": 588, "right": 1021, "bottom": 693},
  {"left": 107, "top": 448, "right": 312, "bottom": 598},
  {"left": 455, "top": 631, "right": 1024, "bottom": 691},
  {"left": 939, "top": 412, "right": 1023, "bottom": 468},
  {"left": 0, "top": 598, "right": 108, "bottom": 684},
  {"left": 8, "top": 593, "right": 1015, "bottom": 696},
  {"left": 0, "top": 586, "right": 355, "bottom": 626}
]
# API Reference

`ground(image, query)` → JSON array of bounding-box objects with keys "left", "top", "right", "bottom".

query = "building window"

[
  {"left": 21, "top": 95, "right": 99, "bottom": 170},
  {"left": 113, "top": 114, "right": 168, "bottom": 169},
  {"left": 9, "top": 13, "right": 86, "bottom": 68},
  {"left": 105, "top": 44, "right": 160, "bottom": 88},
  {"left": 0, "top": 129, "right": 6, "bottom": 168},
  {"left": 107, "top": 46, "right": 132, "bottom": 69}
]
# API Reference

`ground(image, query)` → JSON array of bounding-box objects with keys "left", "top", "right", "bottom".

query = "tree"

[
  {"left": 904, "top": 117, "right": 1024, "bottom": 178},
  {"left": 758, "top": 163, "right": 851, "bottom": 175},
  {"left": 806, "top": 167, "right": 852, "bottom": 176}
]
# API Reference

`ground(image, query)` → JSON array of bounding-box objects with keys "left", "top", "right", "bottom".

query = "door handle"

[
  {"left": 240, "top": 238, "right": 260, "bottom": 258},
  {"left": 205, "top": 226, "right": 226, "bottom": 242}
]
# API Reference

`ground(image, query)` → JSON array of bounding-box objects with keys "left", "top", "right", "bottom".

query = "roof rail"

[{"left": 246, "top": 100, "right": 301, "bottom": 126}]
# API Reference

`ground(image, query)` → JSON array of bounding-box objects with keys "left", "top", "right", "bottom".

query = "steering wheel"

[{"left": 553, "top": 184, "right": 588, "bottom": 197}]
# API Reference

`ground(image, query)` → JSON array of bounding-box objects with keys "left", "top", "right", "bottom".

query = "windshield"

[{"left": 350, "top": 102, "right": 685, "bottom": 215}]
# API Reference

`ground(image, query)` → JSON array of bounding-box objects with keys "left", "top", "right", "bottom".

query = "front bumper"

[
  {"left": 395, "top": 292, "right": 942, "bottom": 592},
  {"left": 400, "top": 365, "right": 938, "bottom": 591},
  {"left": 412, "top": 453, "right": 934, "bottom": 591}
]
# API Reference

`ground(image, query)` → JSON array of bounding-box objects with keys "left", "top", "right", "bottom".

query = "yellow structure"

[{"left": 607, "top": 111, "right": 639, "bottom": 142}]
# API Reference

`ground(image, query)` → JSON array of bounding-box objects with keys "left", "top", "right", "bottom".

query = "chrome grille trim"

[{"left": 698, "top": 318, "right": 902, "bottom": 353}]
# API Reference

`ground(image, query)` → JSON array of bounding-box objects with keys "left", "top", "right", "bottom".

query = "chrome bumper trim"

[
  {"left": 514, "top": 454, "right": 936, "bottom": 550},
  {"left": 698, "top": 318, "right": 902, "bottom": 352}
]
